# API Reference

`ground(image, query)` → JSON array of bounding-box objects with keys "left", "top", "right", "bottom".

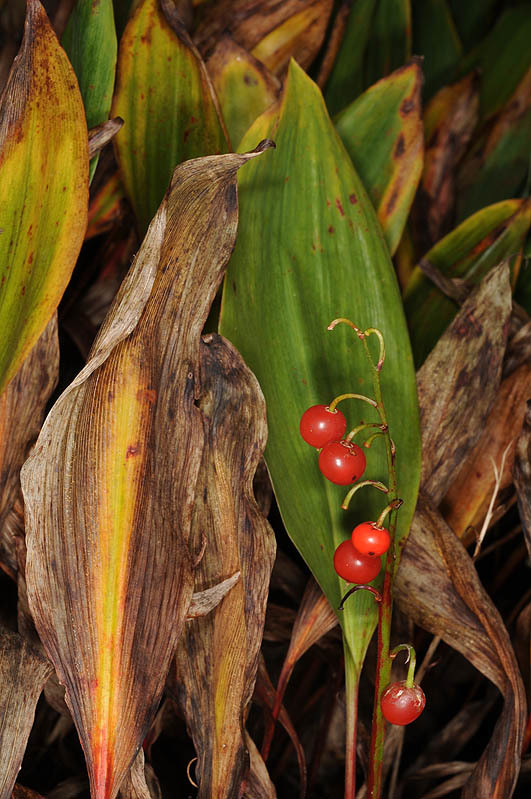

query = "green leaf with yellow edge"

[
  {"left": 62, "top": 0, "right": 117, "bottom": 183},
  {"left": 456, "top": 67, "right": 531, "bottom": 222},
  {"left": 335, "top": 61, "right": 423, "bottom": 255},
  {"left": 458, "top": 5, "right": 531, "bottom": 121},
  {"left": 21, "top": 143, "right": 270, "bottom": 799},
  {"left": 220, "top": 61, "right": 421, "bottom": 682},
  {"left": 111, "top": 0, "right": 228, "bottom": 234},
  {"left": 0, "top": 0, "right": 88, "bottom": 397},
  {"left": 404, "top": 198, "right": 531, "bottom": 366},
  {"left": 207, "top": 35, "right": 280, "bottom": 150}
]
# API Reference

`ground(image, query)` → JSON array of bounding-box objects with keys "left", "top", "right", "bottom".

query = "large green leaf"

[
  {"left": 220, "top": 61, "right": 421, "bottom": 676},
  {"left": 335, "top": 61, "right": 423, "bottom": 255},
  {"left": 404, "top": 199, "right": 531, "bottom": 366},
  {"left": 111, "top": 0, "right": 228, "bottom": 234},
  {"left": 62, "top": 0, "right": 117, "bottom": 182},
  {"left": 411, "top": 0, "right": 462, "bottom": 98},
  {"left": 363, "top": 0, "right": 411, "bottom": 88}
]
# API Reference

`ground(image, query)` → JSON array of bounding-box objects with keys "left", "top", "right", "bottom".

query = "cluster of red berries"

[{"left": 300, "top": 404, "right": 390, "bottom": 585}]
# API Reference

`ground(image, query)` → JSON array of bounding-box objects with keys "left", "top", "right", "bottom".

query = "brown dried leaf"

[
  {"left": 172, "top": 333, "right": 276, "bottom": 798},
  {"left": 11, "top": 787, "right": 46, "bottom": 799},
  {"left": 442, "top": 361, "right": 531, "bottom": 541},
  {"left": 0, "top": 628, "right": 53, "bottom": 799},
  {"left": 21, "top": 143, "right": 273, "bottom": 799},
  {"left": 88, "top": 118, "right": 124, "bottom": 159},
  {"left": 0, "top": 317, "right": 58, "bottom": 578},
  {"left": 186, "top": 571, "right": 241, "bottom": 619},
  {"left": 513, "top": 398, "right": 531, "bottom": 558},
  {"left": 418, "top": 263, "right": 512, "bottom": 505},
  {"left": 414, "top": 72, "right": 479, "bottom": 250},
  {"left": 395, "top": 495, "right": 527, "bottom": 798}
]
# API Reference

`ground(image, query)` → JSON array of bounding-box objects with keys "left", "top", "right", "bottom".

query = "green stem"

[
  {"left": 390, "top": 643, "right": 417, "bottom": 688},
  {"left": 329, "top": 392, "right": 378, "bottom": 412},
  {"left": 376, "top": 499, "right": 403, "bottom": 529},
  {"left": 346, "top": 422, "right": 387, "bottom": 443},
  {"left": 341, "top": 480, "right": 388, "bottom": 510}
]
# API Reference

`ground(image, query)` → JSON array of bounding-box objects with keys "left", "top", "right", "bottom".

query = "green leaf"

[
  {"left": 324, "top": 0, "right": 377, "bottom": 115},
  {"left": 363, "top": 0, "right": 411, "bottom": 89},
  {"left": 220, "top": 61, "right": 421, "bottom": 675},
  {"left": 456, "top": 68, "right": 531, "bottom": 222},
  {"left": 62, "top": 0, "right": 117, "bottom": 182},
  {"left": 404, "top": 199, "right": 531, "bottom": 366},
  {"left": 411, "top": 0, "right": 462, "bottom": 98},
  {"left": 448, "top": 0, "right": 498, "bottom": 51},
  {"left": 111, "top": 0, "right": 228, "bottom": 234},
  {"left": 335, "top": 61, "right": 423, "bottom": 255},
  {"left": 0, "top": 0, "right": 88, "bottom": 396},
  {"left": 458, "top": 5, "right": 531, "bottom": 120}
]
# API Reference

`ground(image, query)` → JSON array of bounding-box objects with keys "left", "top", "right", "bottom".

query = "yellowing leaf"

[
  {"left": 112, "top": 0, "right": 228, "bottom": 234},
  {"left": 0, "top": 0, "right": 88, "bottom": 395}
]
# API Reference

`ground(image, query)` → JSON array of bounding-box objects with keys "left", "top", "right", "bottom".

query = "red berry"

[
  {"left": 333, "top": 540, "right": 381, "bottom": 583},
  {"left": 318, "top": 440, "right": 366, "bottom": 485},
  {"left": 352, "top": 521, "right": 391, "bottom": 557},
  {"left": 299, "top": 405, "right": 347, "bottom": 448},
  {"left": 381, "top": 681, "right": 426, "bottom": 725}
]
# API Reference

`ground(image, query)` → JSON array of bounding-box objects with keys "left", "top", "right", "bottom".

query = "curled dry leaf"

[
  {"left": 395, "top": 495, "right": 527, "bottom": 798},
  {"left": 417, "top": 262, "right": 512, "bottom": 505},
  {"left": 442, "top": 361, "right": 531, "bottom": 542},
  {"left": 186, "top": 571, "right": 241, "bottom": 619},
  {"left": 0, "top": 628, "right": 54, "bottom": 799},
  {"left": 88, "top": 118, "right": 124, "bottom": 159},
  {"left": 172, "top": 333, "right": 276, "bottom": 798},
  {"left": 21, "top": 142, "right": 273, "bottom": 799},
  {"left": 513, "top": 399, "right": 531, "bottom": 559},
  {"left": 0, "top": 317, "right": 58, "bottom": 580},
  {"left": 118, "top": 749, "right": 161, "bottom": 799}
]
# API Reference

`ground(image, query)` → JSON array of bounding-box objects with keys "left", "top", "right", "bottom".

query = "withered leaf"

[
  {"left": 442, "top": 361, "right": 531, "bottom": 541},
  {"left": 395, "top": 495, "right": 526, "bottom": 798},
  {"left": 186, "top": 571, "right": 241, "bottom": 619},
  {"left": 513, "top": 398, "right": 531, "bottom": 558},
  {"left": 118, "top": 749, "right": 160, "bottom": 799},
  {"left": 0, "top": 317, "right": 58, "bottom": 579},
  {"left": 417, "top": 263, "right": 512, "bottom": 505},
  {"left": 21, "top": 142, "right": 273, "bottom": 799},
  {"left": 172, "top": 333, "right": 276, "bottom": 798},
  {"left": 0, "top": 628, "right": 53, "bottom": 799},
  {"left": 242, "top": 732, "right": 277, "bottom": 799}
]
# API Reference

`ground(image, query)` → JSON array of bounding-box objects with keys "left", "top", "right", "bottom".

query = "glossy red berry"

[
  {"left": 318, "top": 440, "right": 366, "bottom": 485},
  {"left": 299, "top": 405, "right": 347, "bottom": 448},
  {"left": 352, "top": 521, "right": 391, "bottom": 557},
  {"left": 381, "top": 681, "right": 426, "bottom": 725},
  {"left": 333, "top": 540, "right": 381, "bottom": 583}
]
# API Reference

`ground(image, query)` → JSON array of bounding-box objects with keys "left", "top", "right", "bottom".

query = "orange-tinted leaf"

[
  {"left": 86, "top": 172, "right": 127, "bottom": 241},
  {"left": 21, "top": 144, "right": 271, "bottom": 799},
  {"left": 173, "top": 333, "right": 275, "bottom": 798},
  {"left": 112, "top": 0, "right": 228, "bottom": 234},
  {"left": 0, "top": 0, "right": 88, "bottom": 395}
]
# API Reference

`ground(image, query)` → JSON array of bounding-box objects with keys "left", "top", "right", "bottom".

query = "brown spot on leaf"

[
  {"left": 126, "top": 444, "right": 140, "bottom": 459},
  {"left": 394, "top": 134, "right": 405, "bottom": 158},
  {"left": 349, "top": 194, "right": 357, "bottom": 204},
  {"left": 400, "top": 97, "right": 415, "bottom": 116},
  {"left": 386, "top": 189, "right": 399, "bottom": 215},
  {"left": 328, "top": 225, "right": 334, "bottom": 234},
  {"left": 335, "top": 198, "right": 344, "bottom": 216}
]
